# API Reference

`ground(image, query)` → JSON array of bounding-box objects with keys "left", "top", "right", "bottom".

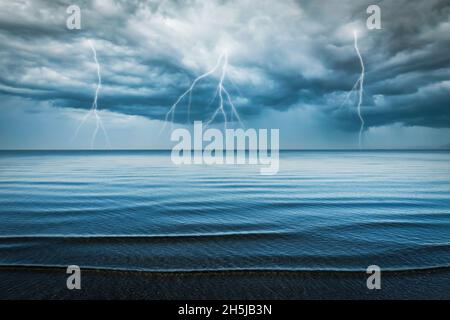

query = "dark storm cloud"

[{"left": 0, "top": 0, "right": 449, "bottom": 131}]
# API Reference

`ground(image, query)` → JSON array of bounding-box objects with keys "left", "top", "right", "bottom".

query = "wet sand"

[{"left": 1, "top": 266, "right": 449, "bottom": 299}]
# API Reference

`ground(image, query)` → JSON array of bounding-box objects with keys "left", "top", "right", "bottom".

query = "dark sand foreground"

[{"left": 1, "top": 267, "right": 449, "bottom": 299}]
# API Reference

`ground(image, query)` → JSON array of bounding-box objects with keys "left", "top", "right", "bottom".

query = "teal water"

[{"left": 0, "top": 151, "right": 449, "bottom": 276}]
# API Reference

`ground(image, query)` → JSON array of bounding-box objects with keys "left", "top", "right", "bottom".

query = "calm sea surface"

[{"left": 0, "top": 151, "right": 449, "bottom": 277}]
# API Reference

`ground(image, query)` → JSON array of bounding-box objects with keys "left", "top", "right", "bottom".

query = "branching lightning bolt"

[
  {"left": 353, "top": 31, "right": 365, "bottom": 149},
  {"left": 161, "top": 51, "right": 244, "bottom": 133},
  {"left": 73, "top": 40, "right": 111, "bottom": 149}
]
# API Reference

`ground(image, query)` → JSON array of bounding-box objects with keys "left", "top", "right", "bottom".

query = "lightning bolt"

[
  {"left": 73, "top": 40, "right": 111, "bottom": 149},
  {"left": 161, "top": 51, "right": 244, "bottom": 133},
  {"left": 354, "top": 31, "right": 365, "bottom": 149}
]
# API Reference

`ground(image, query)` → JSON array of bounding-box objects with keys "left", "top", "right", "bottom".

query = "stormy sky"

[{"left": 0, "top": 0, "right": 449, "bottom": 149}]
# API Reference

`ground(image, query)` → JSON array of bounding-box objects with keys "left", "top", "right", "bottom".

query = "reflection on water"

[{"left": 0, "top": 150, "right": 449, "bottom": 273}]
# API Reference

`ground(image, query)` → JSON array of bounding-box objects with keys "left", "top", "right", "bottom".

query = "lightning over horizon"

[
  {"left": 337, "top": 31, "right": 366, "bottom": 149},
  {"left": 353, "top": 31, "right": 365, "bottom": 149},
  {"left": 161, "top": 51, "right": 244, "bottom": 133},
  {"left": 73, "top": 40, "right": 111, "bottom": 149},
  {"left": 2, "top": 1, "right": 449, "bottom": 150}
]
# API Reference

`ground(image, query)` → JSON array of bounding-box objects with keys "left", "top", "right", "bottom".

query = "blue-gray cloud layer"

[{"left": 0, "top": 0, "right": 449, "bottom": 132}]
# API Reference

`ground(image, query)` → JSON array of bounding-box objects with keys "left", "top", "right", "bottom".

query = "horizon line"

[{"left": 1, "top": 148, "right": 449, "bottom": 152}]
